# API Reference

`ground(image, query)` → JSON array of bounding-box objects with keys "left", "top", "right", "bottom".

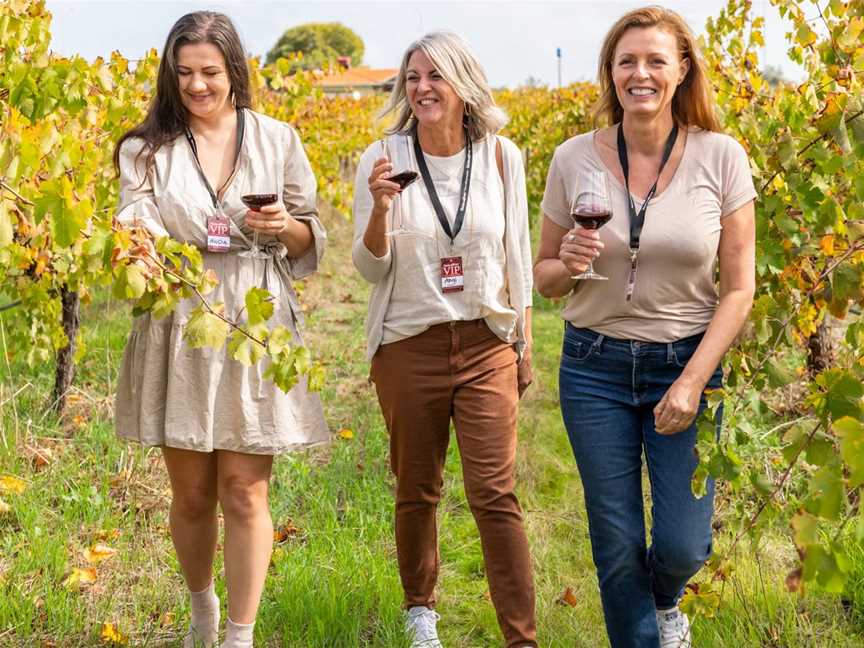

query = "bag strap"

[{"left": 495, "top": 136, "right": 504, "bottom": 184}]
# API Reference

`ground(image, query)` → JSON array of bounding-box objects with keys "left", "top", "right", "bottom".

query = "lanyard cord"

[
  {"left": 413, "top": 126, "right": 473, "bottom": 245},
  {"left": 184, "top": 108, "right": 246, "bottom": 209},
  {"left": 616, "top": 122, "right": 678, "bottom": 252}
]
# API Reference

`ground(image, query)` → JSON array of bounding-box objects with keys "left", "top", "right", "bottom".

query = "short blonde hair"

[
  {"left": 381, "top": 31, "right": 507, "bottom": 141},
  {"left": 595, "top": 6, "right": 720, "bottom": 131}
]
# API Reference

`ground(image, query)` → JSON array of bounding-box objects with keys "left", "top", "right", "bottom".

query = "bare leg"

[
  {"left": 216, "top": 450, "right": 274, "bottom": 625},
  {"left": 162, "top": 447, "right": 219, "bottom": 590},
  {"left": 163, "top": 447, "right": 220, "bottom": 646}
]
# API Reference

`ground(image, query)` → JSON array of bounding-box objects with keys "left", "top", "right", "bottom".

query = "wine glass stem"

[{"left": 251, "top": 231, "right": 260, "bottom": 251}]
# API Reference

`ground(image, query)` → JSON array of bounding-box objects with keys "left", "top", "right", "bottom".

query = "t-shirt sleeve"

[
  {"left": 540, "top": 146, "right": 573, "bottom": 229},
  {"left": 720, "top": 136, "right": 757, "bottom": 217}
]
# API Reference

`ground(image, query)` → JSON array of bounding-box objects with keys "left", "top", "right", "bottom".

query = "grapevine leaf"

[
  {"left": 227, "top": 328, "right": 266, "bottom": 366},
  {"left": 183, "top": 304, "right": 229, "bottom": 349},
  {"left": 834, "top": 417, "right": 864, "bottom": 488},
  {"left": 112, "top": 264, "right": 146, "bottom": 300},
  {"left": 245, "top": 287, "right": 274, "bottom": 326},
  {"left": 0, "top": 200, "right": 12, "bottom": 247}
]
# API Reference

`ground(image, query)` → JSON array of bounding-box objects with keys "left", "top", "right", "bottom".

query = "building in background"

[{"left": 317, "top": 56, "right": 397, "bottom": 97}]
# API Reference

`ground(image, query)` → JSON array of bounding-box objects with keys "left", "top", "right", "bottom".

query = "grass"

[{"left": 1, "top": 204, "right": 863, "bottom": 646}]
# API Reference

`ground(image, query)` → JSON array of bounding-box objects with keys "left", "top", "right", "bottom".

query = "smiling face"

[
  {"left": 176, "top": 42, "right": 232, "bottom": 121},
  {"left": 405, "top": 49, "right": 464, "bottom": 132},
  {"left": 611, "top": 26, "right": 690, "bottom": 121}
]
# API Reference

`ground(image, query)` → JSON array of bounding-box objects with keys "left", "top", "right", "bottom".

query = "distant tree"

[
  {"left": 520, "top": 75, "right": 547, "bottom": 88},
  {"left": 265, "top": 23, "right": 364, "bottom": 70},
  {"left": 762, "top": 64, "right": 786, "bottom": 86}
]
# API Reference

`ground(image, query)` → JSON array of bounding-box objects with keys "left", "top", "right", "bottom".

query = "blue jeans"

[{"left": 559, "top": 324, "right": 722, "bottom": 648}]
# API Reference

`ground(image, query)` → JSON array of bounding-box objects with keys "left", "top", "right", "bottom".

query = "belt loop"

[{"left": 666, "top": 342, "right": 674, "bottom": 364}]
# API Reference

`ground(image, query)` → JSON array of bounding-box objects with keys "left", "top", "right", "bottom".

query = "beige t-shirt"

[{"left": 541, "top": 128, "right": 756, "bottom": 342}]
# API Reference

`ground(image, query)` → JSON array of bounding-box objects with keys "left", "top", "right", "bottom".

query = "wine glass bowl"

[
  {"left": 387, "top": 170, "right": 419, "bottom": 190},
  {"left": 570, "top": 171, "right": 612, "bottom": 281},
  {"left": 239, "top": 193, "right": 278, "bottom": 259},
  {"left": 381, "top": 137, "right": 425, "bottom": 238},
  {"left": 241, "top": 193, "right": 278, "bottom": 211}
]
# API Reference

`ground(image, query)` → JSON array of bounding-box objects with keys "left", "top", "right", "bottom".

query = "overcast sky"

[{"left": 46, "top": 0, "right": 803, "bottom": 88}]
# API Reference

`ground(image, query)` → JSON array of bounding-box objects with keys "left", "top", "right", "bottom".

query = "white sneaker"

[
  {"left": 656, "top": 606, "right": 692, "bottom": 648},
  {"left": 405, "top": 606, "right": 443, "bottom": 648}
]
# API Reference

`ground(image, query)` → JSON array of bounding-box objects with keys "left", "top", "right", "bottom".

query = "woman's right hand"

[
  {"left": 559, "top": 227, "right": 604, "bottom": 276},
  {"left": 368, "top": 156, "right": 402, "bottom": 215}
]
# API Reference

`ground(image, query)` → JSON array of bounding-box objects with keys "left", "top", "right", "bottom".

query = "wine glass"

[
  {"left": 569, "top": 170, "right": 612, "bottom": 281},
  {"left": 381, "top": 137, "right": 421, "bottom": 238},
  {"left": 239, "top": 193, "right": 278, "bottom": 259}
]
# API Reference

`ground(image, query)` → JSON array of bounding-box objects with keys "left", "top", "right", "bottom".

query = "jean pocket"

[{"left": 562, "top": 337, "right": 599, "bottom": 362}]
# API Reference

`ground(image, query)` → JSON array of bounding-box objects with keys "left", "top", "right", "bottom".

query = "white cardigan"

[{"left": 351, "top": 132, "right": 533, "bottom": 361}]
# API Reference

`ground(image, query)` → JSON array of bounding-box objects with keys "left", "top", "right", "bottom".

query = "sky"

[{"left": 45, "top": 0, "right": 804, "bottom": 88}]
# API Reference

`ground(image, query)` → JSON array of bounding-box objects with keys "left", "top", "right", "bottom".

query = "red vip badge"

[
  {"left": 440, "top": 256, "right": 464, "bottom": 293},
  {"left": 207, "top": 215, "right": 231, "bottom": 253}
]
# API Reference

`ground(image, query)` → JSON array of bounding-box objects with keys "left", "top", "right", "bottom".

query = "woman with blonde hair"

[
  {"left": 352, "top": 31, "right": 537, "bottom": 648},
  {"left": 535, "top": 7, "right": 755, "bottom": 648},
  {"left": 113, "top": 11, "right": 328, "bottom": 648}
]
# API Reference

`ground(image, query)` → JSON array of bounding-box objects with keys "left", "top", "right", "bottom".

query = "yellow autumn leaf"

[
  {"left": 820, "top": 234, "right": 835, "bottom": 256},
  {"left": 338, "top": 428, "right": 354, "bottom": 440},
  {"left": 84, "top": 544, "right": 118, "bottom": 564},
  {"left": 0, "top": 475, "right": 26, "bottom": 494},
  {"left": 94, "top": 529, "right": 121, "bottom": 542},
  {"left": 100, "top": 623, "right": 128, "bottom": 645},
  {"left": 0, "top": 498, "right": 10, "bottom": 514},
  {"left": 63, "top": 567, "right": 98, "bottom": 589}
]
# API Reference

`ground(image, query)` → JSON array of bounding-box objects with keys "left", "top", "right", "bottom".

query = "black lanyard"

[
  {"left": 413, "top": 127, "right": 473, "bottom": 245},
  {"left": 184, "top": 108, "right": 246, "bottom": 209},
  {"left": 616, "top": 122, "right": 678, "bottom": 252}
]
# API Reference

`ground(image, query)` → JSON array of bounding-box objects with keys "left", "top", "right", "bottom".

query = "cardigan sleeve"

[{"left": 351, "top": 141, "right": 392, "bottom": 283}]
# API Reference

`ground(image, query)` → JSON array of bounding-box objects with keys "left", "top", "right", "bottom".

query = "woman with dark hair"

[
  {"left": 113, "top": 11, "right": 328, "bottom": 648},
  {"left": 352, "top": 31, "right": 536, "bottom": 648},
  {"left": 535, "top": 6, "right": 755, "bottom": 648}
]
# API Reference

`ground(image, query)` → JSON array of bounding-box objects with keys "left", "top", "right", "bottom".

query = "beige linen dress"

[{"left": 113, "top": 109, "right": 330, "bottom": 454}]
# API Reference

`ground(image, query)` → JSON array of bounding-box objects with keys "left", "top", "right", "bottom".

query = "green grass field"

[{"left": 1, "top": 206, "right": 862, "bottom": 646}]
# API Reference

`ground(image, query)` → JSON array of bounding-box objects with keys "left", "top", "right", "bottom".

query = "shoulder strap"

[{"left": 495, "top": 136, "right": 504, "bottom": 184}]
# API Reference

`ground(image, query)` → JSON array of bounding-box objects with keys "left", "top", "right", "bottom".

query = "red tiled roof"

[{"left": 317, "top": 67, "right": 398, "bottom": 88}]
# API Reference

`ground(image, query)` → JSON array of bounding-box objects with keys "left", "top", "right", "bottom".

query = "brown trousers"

[{"left": 371, "top": 320, "right": 537, "bottom": 647}]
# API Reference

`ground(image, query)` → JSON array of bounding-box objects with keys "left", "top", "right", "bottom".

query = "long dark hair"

[{"left": 113, "top": 11, "right": 252, "bottom": 175}]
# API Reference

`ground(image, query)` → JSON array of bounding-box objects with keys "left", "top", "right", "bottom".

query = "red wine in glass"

[
  {"left": 570, "top": 171, "right": 612, "bottom": 280},
  {"left": 572, "top": 208, "right": 611, "bottom": 230},
  {"left": 241, "top": 193, "right": 278, "bottom": 211},
  {"left": 387, "top": 170, "right": 419, "bottom": 190},
  {"left": 240, "top": 193, "right": 278, "bottom": 258}
]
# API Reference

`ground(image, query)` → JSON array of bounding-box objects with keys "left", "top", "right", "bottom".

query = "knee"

[
  {"left": 464, "top": 478, "right": 519, "bottom": 519},
  {"left": 396, "top": 479, "right": 443, "bottom": 510},
  {"left": 652, "top": 534, "right": 711, "bottom": 575},
  {"left": 218, "top": 475, "right": 269, "bottom": 523},
  {"left": 171, "top": 486, "right": 217, "bottom": 521}
]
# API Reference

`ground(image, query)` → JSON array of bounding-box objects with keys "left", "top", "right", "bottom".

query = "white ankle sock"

[
  {"left": 220, "top": 618, "right": 254, "bottom": 648},
  {"left": 187, "top": 581, "right": 220, "bottom": 647}
]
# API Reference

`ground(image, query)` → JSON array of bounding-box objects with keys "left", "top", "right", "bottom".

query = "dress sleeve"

[
  {"left": 720, "top": 136, "right": 757, "bottom": 217},
  {"left": 540, "top": 146, "right": 573, "bottom": 229},
  {"left": 282, "top": 124, "right": 326, "bottom": 279},
  {"left": 115, "top": 138, "right": 169, "bottom": 238},
  {"left": 351, "top": 141, "right": 392, "bottom": 283}
]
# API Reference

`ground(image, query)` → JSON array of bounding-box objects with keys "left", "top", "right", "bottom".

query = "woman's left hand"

[
  {"left": 517, "top": 346, "right": 534, "bottom": 398},
  {"left": 653, "top": 375, "right": 704, "bottom": 435},
  {"left": 245, "top": 203, "right": 292, "bottom": 236}
]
